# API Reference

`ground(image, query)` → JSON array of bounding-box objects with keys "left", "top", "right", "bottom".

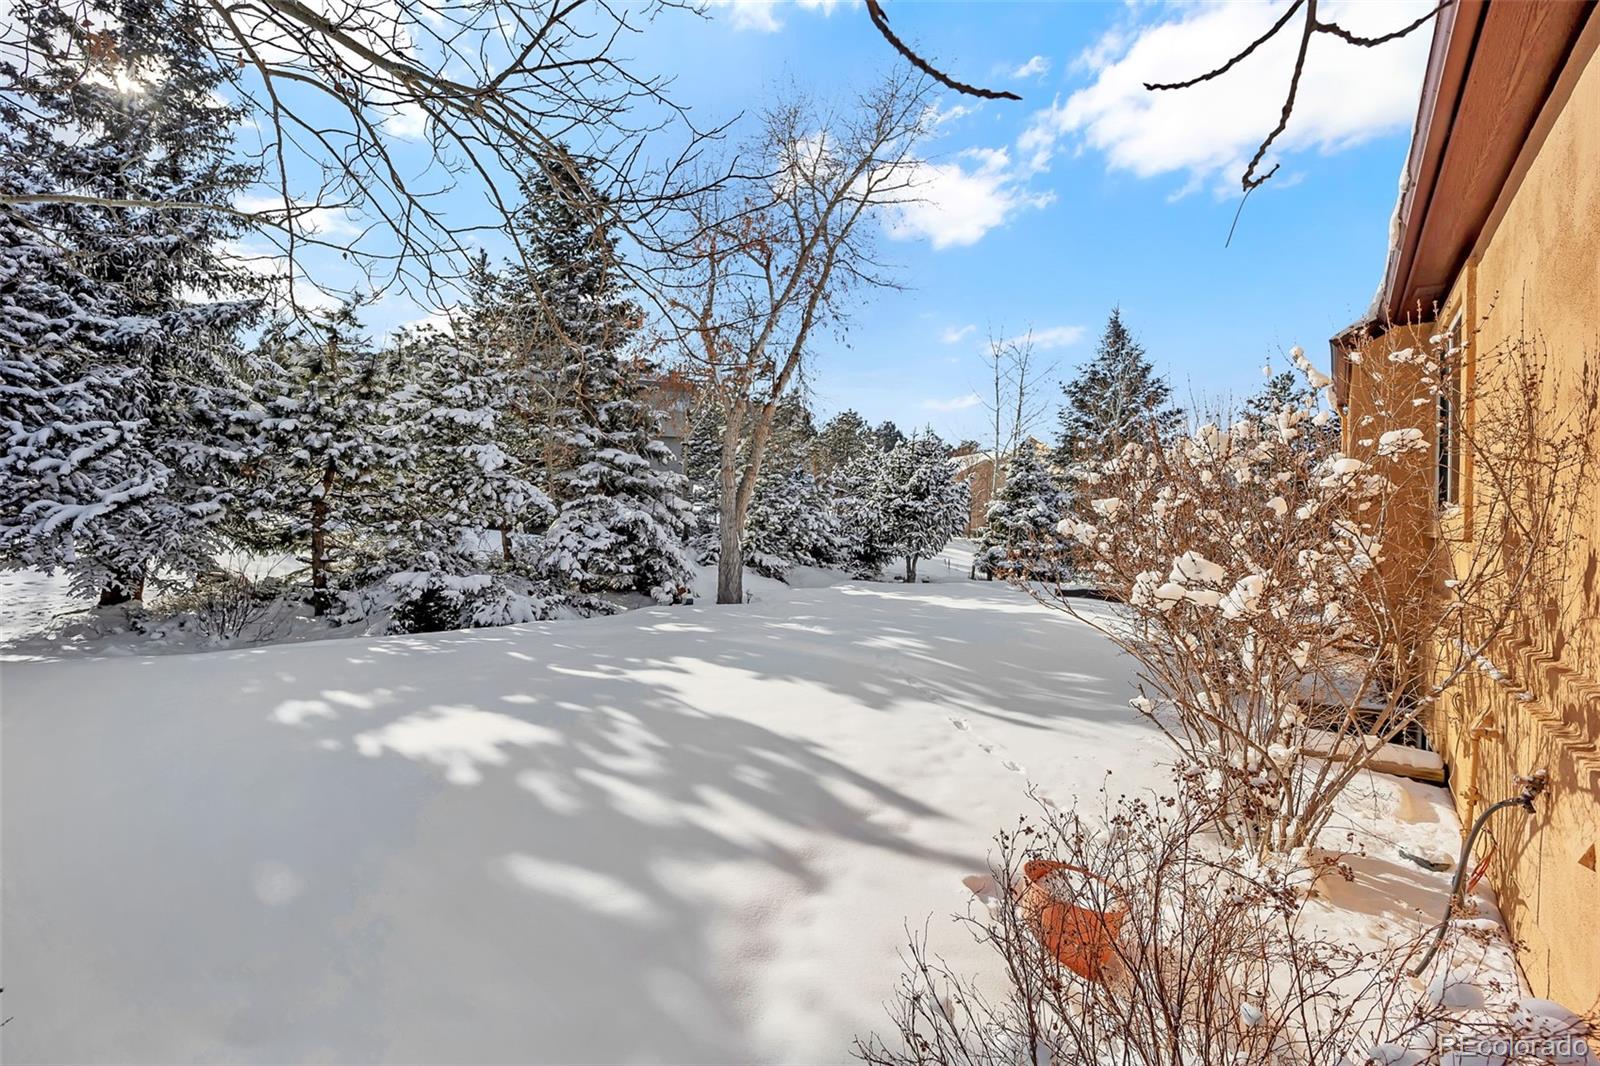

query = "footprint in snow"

[
  {"left": 1001, "top": 759, "right": 1025, "bottom": 775},
  {"left": 948, "top": 716, "right": 970, "bottom": 731},
  {"left": 978, "top": 741, "right": 995, "bottom": 754}
]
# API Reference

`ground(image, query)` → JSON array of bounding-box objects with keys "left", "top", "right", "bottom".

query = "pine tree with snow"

[
  {"left": 1055, "top": 308, "right": 1182, "bottom": 470},
  {"left": 874, "top": 434, "right": 970, "bottom": 582},
  {"left": 873, "top": 420, "right": 907, "bottom": 453},
  {"left": 514, "top": 152, "right": 692, "bottom": 601},
  {"left": 394, "top": 325, "right": 553, "bottom": 564},
  {"left": 682, "top": 400, "right": 727, "bottom": 564},
  {"left": 976, "top": 445, "right": 1067, "bottom": 578},
  {"left": 0, "top": 0, "right": 261, "bottom": 602},
  {"left": 745, "top": 464, "right": 841, "bottom": 577},
  {"left": 226, "top": 305, "right": 411, "bottom": 614},
  {"left": 811, "top": 408, "right": 880, "bottom": 479},
  {"left": 829, "top": 452, "right": 892, "bottom": 577}
]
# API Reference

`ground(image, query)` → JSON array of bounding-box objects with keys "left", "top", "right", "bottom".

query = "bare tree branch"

[
  {"left": 864, "top": 0, "right": 1019, "bottom": 102},
  {"left": 1144, "top": 0, "right": 1451, "bottom": 194}
]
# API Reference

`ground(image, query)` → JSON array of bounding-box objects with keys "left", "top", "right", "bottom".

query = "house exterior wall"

[
  {"left": 1339, "top": 43, "right": 1600, "bottom": 1011},
  {"left": 1434, "top": 42, "right": 1600, "bottom": 1012}
]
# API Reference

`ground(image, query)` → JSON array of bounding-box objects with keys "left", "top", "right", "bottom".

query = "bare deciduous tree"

[
  {"left": 981, "top": 328, "right": 1053, "bottom": 496},
  {"left": 663, "top": 71, "right": 931, "bottom": 605},
  {"left": 1, "top": 0, "right": 720, "bottom": 309}
]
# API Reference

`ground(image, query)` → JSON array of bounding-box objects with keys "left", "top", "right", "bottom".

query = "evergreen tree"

[
  {"left": 226, "top": 305, "right": 410, "bottom": 614},
  {"left": 812, "top": 409, "right": 877, "bottom": 476},
  {"left": 0, "top": 0, "right": 260, "bottom": 601},
  {"left": 874, "top": 434, "right": 969, "bottom": 582},
  {"left": 764, "top": 394, "right": 818, "bottom": 472},
  {"left": 537, "top": 356, "right": 693, "bottom": 602},
  {"left": 681, "top": 400, "right": 726, "bottom": 564},
  {"left": 745, "top": 464, "right": 840, "bottom": 577},
  {"left": 516, "top": 151, "right": 692, "bottom": 601},
  {"left": 395, "top": 325, "right": 553, "bottom": 565},
  {"left": 1055, "top": 308, "right": 1182, "bottom": 470},
  {"left": 873, "top": 420, "right": 907, "bottom": 453},
  {"left": 829, "top": 453, "right": 892, "bottom": 577},
  {"left": 976, "top": 445, "right": 1067, "bottom": 578}
]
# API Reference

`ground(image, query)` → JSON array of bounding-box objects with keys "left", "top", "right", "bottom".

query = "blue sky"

[
  {"left": 305, "top": 0, "right": 1432, "bottom": 444},
  {"left": 611, "top": 0, "right": 1432, "bottom": 443}
]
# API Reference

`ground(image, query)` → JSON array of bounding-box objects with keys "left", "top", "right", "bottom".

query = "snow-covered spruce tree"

[
  {"left": 394, "top": 325, "right": 553, "bottom": 563},
  {"left": 828, "top": 452, "right": 893, "bottom": 577},
  {"left": 744, "top": 464, "right": 841, "bottom": 578},
  {"left": 976, "top": 445, "right": 1067, "bottom": 579},
  {"left": 681, "top": 399, "right": 726, "bottom": 565},
  {"left": 0, "top": 0, "right": 260, "bottom": 603},
  {"left": 812, "top": 409, "right": 876, "bottom": 477},
  {"left": 371, "top": 325, "right": 561, "bottom": 633},
  {"left": 518, "top": 151, "right": 691, "bottom": 602},
  {"left": 875, "top": 434, "right": 969, "bottom": 582},
  {"left": 226, "top": 305, "right": 410, "bottom": 615},
  {"left": 1055, "top": 307, "right": 1182, "bottom": 472}
]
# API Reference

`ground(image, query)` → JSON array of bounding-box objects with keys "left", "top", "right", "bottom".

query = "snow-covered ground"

[
  {"left": 0, "top": 544, "right": 1525, "bottom": 1063},
  {"left": 2, "top": 552, "right": 1169, "bottom": 1064}
]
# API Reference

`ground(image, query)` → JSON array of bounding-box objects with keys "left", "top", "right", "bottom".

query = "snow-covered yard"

[
  {"left": 2, "top": 559, "right": 1169, "bottom": 1064},
  {"left": 1, "top": 547, "right": 1528, "bottom": 1064}
]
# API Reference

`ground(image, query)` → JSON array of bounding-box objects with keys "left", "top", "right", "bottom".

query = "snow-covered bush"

[
  {"left": 1031, "top": 341, "right": 1597, "bottom": 856},
  {"left": 976, "top": 445, "right": 1068, "bottom": 579},
  {"left": 380, "top": 566, "right": 564, "bottom": 634},
  {"left": 858, "top": 782, "right": 1594, "bottom": 1066},
  {"left": 875, "top": 434, "right": 970, "bottom": 582}
]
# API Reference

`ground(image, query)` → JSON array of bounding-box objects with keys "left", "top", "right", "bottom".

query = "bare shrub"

[
  {"left": 165, "top": 571, "right": 282, "bottom": 643},
  {"left": 855, "top": 784, "right": 1593, "bottom": 1066},
  {"left": 1023, "top": 336, "right": 1596, "bottom": 856}
]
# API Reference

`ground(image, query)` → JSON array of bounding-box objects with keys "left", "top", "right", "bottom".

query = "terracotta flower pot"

[{"left": 1019, "top": 859, "right": 1127, "bottom": 982}]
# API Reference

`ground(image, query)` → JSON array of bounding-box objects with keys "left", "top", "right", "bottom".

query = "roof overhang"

[{"left": 1330, "top": 0, "right": 1596, "bottom": 403}]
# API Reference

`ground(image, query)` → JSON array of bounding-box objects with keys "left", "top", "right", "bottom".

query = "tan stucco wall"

[{"left": 1434, "top": 43, "right": 1600, "bottom": 1013}]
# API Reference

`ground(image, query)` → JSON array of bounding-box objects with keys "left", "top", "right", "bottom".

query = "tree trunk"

[
  {"left": 905, "top": 556, "right": 918, "bottom": 582},
  {"left": 717, "top": 513, "right": 743, "bottom": 605},
  {"left": 97, "top": 569, "right": 144, "bottom": 606},
  {"left": 716, "top": 406, "right": 746, "bottom": 605},
  {"left": 500, "top": 525, "right": 513, "bottom": 563},
  {"left": 310, "top": 466, "right": 335, "bottom": 615}
]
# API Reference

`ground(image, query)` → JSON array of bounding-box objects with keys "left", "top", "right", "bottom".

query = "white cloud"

[
  {"left": 886, "top": 146, "right": 1055, "bottom": 249},
  {"left": 383, "top": 101, "right": 427, "bottom": 139},
  {"left": 705, "top": 0, "right": 852, "bottom": 33},
  {"left": 941, "top": 323, "right": 977, "bottom": 344},
  {"left": 1029, "top": 0, "right": 1432, "bottom": 192},
  {"left": 924, "top": 392, "right": 983, "bottom": 412},
  {"left": 1007, "top": 324, "right": 1085, "bottom": 351},
  {"left": 1011, "top": 55, "right": 1051, "bottom": 80}
]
